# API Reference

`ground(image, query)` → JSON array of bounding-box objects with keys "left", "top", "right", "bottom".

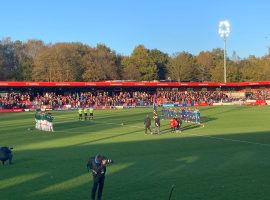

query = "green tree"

[
  {"left": 196, "top": 51, "right": 214, "bottom": 81},
  {"left": 149, "top": 49, "right": 169, "bottom": 80},
  {"left": 12, "top": 40, "right": 34, "bottom": 81},
  {"left": 168, "top": 52, "right": 196, "bottom": 81},
  {"left": 239, "top": 56, "right": 270, "bottom": 81},
  {"left": 121, "top": 56, "right": 140, "bottom": 80},
  {"left": 13, "top": 40, "right": 47, "bottom": 81},
  {"left": 130, "top": 45, "right": 157, "bottom": 81},
  {"left": 0, "top": 43, "right": 10, "bottom": 80},
  {"left": 32, "top": 43, "right": 87, "bottom": 81},
  {"left": 0, "top": 38, "right": 17, "bottom": 80},
  {"left": 208, "top": 48, "right": 230, "bottom": 82},
  {"left": 210, "top": 60, "right": 224, "bottom": 82},
  {"left": 226, "top": 61, "right": 242, "bottom": 82},
  {"left": 82, "top": 44, "right": 120, "bottom": 81},
  {"left": 211, "top": 48, "right": 224, "bottom": 62}
]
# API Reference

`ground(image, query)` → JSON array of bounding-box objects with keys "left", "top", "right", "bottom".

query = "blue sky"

[{"left": 1, "top": 0, "right": 270, "bottom": 58}]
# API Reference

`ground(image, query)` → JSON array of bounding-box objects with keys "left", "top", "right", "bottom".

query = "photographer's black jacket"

[
  {"left": 0, "top": 147, "right": 12, "bottom": 162},
  {"left": 0, "top": 147, "right": 12, "bottom": 154},
  {"left": 87, "top": 157, "right": 106, "bottom": 181}
]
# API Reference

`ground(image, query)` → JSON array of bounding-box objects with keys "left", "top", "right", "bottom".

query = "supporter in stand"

[
  {"left": 248, "top": 89, "right": 270, "bottom": 100},
  {"left": 1, "top": 88, "right": 270, "bottom": 110}
]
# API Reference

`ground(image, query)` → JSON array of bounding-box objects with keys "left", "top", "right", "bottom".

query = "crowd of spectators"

[
  {"left": 0, "top": 91, "right": 154, "bottom": 109},
  {"left": 35, "top": 91, "right": 154, "bottom": 108},
  {"left": 0, "top": 92, "right": 32, "bottom": 109},
  {"left": 156, "top": 89, "right": 230, "bottom": 105},
  {"left": 1, "top": 88, "right": 270, "bottom": 110},
  {"left": 247, "top": 89, "right": 270, "bottom": 100}
]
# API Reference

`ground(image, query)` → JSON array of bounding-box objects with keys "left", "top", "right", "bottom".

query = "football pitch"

[{"left": 1, "top": 106, "right": 270, "bottom": 200}]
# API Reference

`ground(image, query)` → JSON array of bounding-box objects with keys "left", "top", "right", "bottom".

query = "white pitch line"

[{"left": 189, "top": 132, "right": 270, "bottom": 148}]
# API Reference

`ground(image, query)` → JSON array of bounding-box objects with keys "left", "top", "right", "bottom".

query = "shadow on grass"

[
  {"left": 181, "top": 124, "right": 201, "bottom": 131},
  {"left": 204, "top": 105, "right": 250, "bottom": 117},
  {"left": 200, "top": 116, "right": 218, "bottom": 123},
  {"left": 2, "top": 130, "right": 270, "bottom": 200},
  {"left": 0, "top": 111, "right": 150, "bottom": 148}
]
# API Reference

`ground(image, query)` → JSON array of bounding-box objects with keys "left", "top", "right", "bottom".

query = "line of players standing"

[
  {"left": 145, "top": 107, "right": 201, "bottom": 135},
  {"left": 162, "top": 107, "right": 201, "bottom": 124},
  {"left": 34, "top": 111, "right": 54, "bottom": 132},
  {"left": 78, "top": 107, "right": 94, "bottom": 120},
  {"left": 165, "top": 107, "right": 201, "bottom": 133}
]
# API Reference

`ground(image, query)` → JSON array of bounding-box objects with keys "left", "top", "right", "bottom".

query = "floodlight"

[
  {"left": 218, "top": 20, "right": 231, "bottom": 83},
  {"left": 218, "top": 20, "right": 231, "bottom": 38}
]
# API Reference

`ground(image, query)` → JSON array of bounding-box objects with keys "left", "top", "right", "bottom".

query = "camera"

[{"left": 104, "top": 159, "right": 114, "bottom": 164}]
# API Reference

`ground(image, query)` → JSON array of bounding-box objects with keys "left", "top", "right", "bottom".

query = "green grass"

[{"left": 1, "top": 106, "right": 270, "bottom": 200}]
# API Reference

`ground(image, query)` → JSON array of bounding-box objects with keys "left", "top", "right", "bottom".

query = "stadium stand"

[{"left": 1, "top": 81, "right": 270, "bottom": 112}]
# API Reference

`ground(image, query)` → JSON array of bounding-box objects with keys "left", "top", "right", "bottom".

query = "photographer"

[
  {"left": 0, "top": 146, "right": 13, "bottom": 165},
  {"left": 87, "top": 154, "right": 113, "bottom": 200}
]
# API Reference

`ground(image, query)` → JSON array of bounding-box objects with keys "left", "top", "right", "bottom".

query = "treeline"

[{"left": 1, "top": 37, "right": 270, "bottom": 82}]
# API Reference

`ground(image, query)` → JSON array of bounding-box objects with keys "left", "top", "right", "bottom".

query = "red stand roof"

[{"left": 0, "top": 81, "right": 270, "bottom": 87}]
